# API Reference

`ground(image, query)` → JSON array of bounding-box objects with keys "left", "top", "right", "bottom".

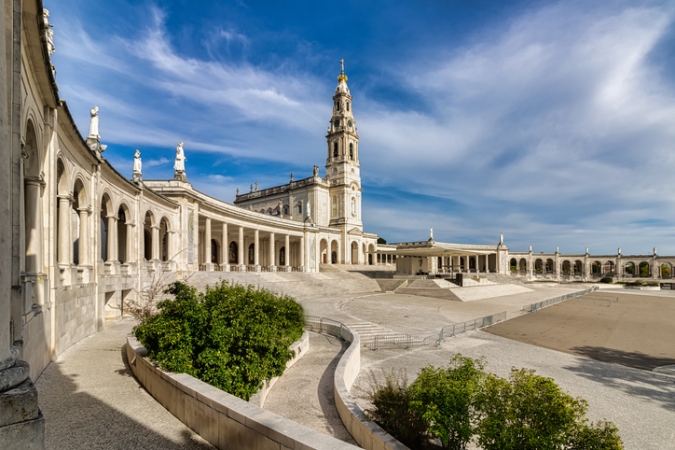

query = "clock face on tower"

[{"left": 348, "top": 120, "right": 352, "bottom": 128}]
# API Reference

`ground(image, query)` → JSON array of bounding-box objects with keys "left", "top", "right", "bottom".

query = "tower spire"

[{"left": 338, "top": 59, "right": 348, "bottom": 83}]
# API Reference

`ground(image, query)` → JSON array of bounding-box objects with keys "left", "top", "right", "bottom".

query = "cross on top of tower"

[{"left": 337, "top": 59, "right": 348, "bottom": 83}]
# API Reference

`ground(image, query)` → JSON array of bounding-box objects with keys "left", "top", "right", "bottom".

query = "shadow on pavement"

[{"left": 570, "top": 345, "right": 675, "bottom": 371}]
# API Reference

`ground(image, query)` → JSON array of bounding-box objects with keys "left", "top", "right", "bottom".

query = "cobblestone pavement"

[
  {"left": 264, "top": 332, "right": 356, "bottom": 444},
  {"left": 35, "top": 319, "right": 212, "bottom": 450}
]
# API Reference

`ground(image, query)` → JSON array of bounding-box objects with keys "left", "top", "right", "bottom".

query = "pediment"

[{"left": 347, "top": 227, "right": 364, "bottom": 236}]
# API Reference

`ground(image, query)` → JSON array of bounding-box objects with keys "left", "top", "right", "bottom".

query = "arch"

[
  {"left": 661, "top": 263, "right": 672, "bottom": 279},
  {"left": 228, "top": 241, "right": 238, "bottom": 264},
  {"left": 562, "top": 260, "right": 571, "bottom": 274},
  {"left": 638, "top": 261, "right": 650, "bottom": 278},
  {"left": 248, "top": 243, "right": 255, "bottom": 265},
  {"left": 574, "top": 260, "right": 583, "bottom": 275},
  {"left": 72, "top": 179, "right": 88, "bottom": 266},
  {"left": 545, "top": 258, "right": 554, "bottom": 273},
  {"left": 603, "top": 261, "right": 614, "bottom": 275},
  {"left": 279, "top": 246, "right": 286, "bottom": 266},
  {"left": 143, "top": 211, "right": 155, "bottom": 261},
  {"left": 349, "top": 143, "right": 354, "bottom": 160},
  {"left": 117, "top": 205, "right": 129, "bottom": 263},
  {"left": 23, "top": 119, "right": 43, "bottom": 275},
  {"left": 469, "top": 256, "right": 476, "bottom": 271},
  {"left": 624, "top": 262, "right": 635, "bottom": 276},
  {"left": 160, "top": 217, "right": 170, "bottom": 261},
  {"left": 534, "top": 259, "right": 543, "bottom": 273},
  {"left": 331, "top": 240, "right": 339, "bottom": 264},
  {"left": 211, "top": 239, "right": 220, "bottom": 264},
  {"left": 333, "top": 141, "right": 338, "bottom": 158},
  {"left": 510, "top": 258, "right": 517, "bottom": 272},
  {"left": 591, "top": 261, "right": 602, "bottom": 275},
  {"left": 351, "top": 241, "right": 359, "bottom": 265},
  {"left": 519, "top": 258, "right": 527, "bottom": 272},
  {"left": 320, "top": 239, "right": 328, "bottom": 264}
]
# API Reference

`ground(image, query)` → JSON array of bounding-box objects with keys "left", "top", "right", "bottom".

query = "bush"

[
  {"left": 134, "top": 281, "right": 304, "bottom": 400},
  {"left": 366, "top": 357, "right": 623, "bottom": 450},
  {"left": 363, "top": 369, "right": 427, "bottom": 448},
  {"left": 599, "top": 277, "right": 613, "bottom": 284},
  {"left": 409, "top": 355, "right": 485, "bottom": 450}
]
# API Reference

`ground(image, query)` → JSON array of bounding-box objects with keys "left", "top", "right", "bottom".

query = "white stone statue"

[
  {"left": 556, "top": 247, "right": 559, "bottom": 253},
  {"left": 529, "top": 245, "right": 532, "bottom": 253},
  {"left": 618, "top": 247, "right": 621, "bottom": 255},
  {"left": 313, "top": 165, "right": 319, "bottom": 177},
  {"left": 430, "top": 227, "right": 434, "bottom": 240},
  {"left": 585, "top": 247, "right": 589, "bottom": 254},
  {"left": 133, "top": 149, "right": 142, "bottom": 173},
  {"left": 88, "top": 106, "right": 99, "bottom": 138},
  {"left": 306, "top": 201, "right": 311, "bottom": 219},
  {"left": 174, "top": 142, "right": 186, "bottom": 172},
  {"left": 500, "top": 233, "right": 504, "bottom": 245}
]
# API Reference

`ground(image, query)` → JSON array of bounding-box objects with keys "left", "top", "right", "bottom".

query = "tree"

[{"left": 408, "top": 355, "right": 485, "bottom": 450}]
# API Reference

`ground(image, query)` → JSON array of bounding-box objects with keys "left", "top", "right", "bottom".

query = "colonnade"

[{"left": 198, "top": 215, "right": 306, "bottom": 272}]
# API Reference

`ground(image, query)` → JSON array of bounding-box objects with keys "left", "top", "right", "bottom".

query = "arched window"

[
  {"left": 228, "top": 241, "right": 238, "bottom": 264},
  {"left": 346, "top": 102, "right": 350, "bottom": 111},
  {"left": 283, "top": 206, "right": 289, "bottom": 215},
  {"left": 118, "top": 207, "right": 127, "bottom": 263},
  {"left": 349, "top": 143, "right": 354, "bottom": 160},
  {"left": 333, "top": 142, "right": 338, "bottom": 158},
  {"left": 297, "top": 203, "right": 302, "bottom": 215},
  {"left": 336, "top": 101, "right": 340, "bottom": 111},
  {"left": 332, "top": 196, "right": 337, "bottom": 217}
]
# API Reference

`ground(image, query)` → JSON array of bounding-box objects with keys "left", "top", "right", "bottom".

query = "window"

[
  {"left": 349, "top": 143, "right": 354, "bottom": 160},
  {"left": 297, "top": 203, "right": 302, "bottom": 215},
  {"left": 351, "top": 197, "right": 356, "bottom": 216},
  {"left": 347, "top": 102, "right": 350, "bottom": 111},
  {"left": 332, "top": 196, "right": 337, "bottom": 217},
  {"left": 333, "top": 142, "right": 338, "bottom": 157},
  {"left": 336, "top": 101, "right": 340, "bottom": 111},
  {"left": 283, "top": 206, "right": 289, "bottom": 215}
]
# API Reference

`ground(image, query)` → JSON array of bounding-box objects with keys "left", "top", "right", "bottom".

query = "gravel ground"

[{"left": 35, "top": 319, "right": 212, "bottom": 450}]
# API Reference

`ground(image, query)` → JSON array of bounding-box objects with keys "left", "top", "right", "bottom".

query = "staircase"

[{"left": 342, "top": 321, "right": 396, "bottom": 347}]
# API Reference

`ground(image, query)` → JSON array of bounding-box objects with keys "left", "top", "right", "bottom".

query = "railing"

[
  {"left": 230, "top": 265, "right": 240, "bottom": 272},
  {"left": 305, "top": 316, "right": 348, "bottom": 338},
  {"left": 432, "top": 311, "right": 508, "bottom": 345},
  {"left": 369, "top": 333, "right": 430, "bottom": 350},
  {"left": 522, "top": 286, "right": 597, "bottom": 313}
]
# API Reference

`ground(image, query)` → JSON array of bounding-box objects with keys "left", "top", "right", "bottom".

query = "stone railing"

[
  {"left": 305, "top": 316, "right": 410, "bottom": 450},
  {"left": 125, "top": 333, "right": 356, "bottom": 450}
]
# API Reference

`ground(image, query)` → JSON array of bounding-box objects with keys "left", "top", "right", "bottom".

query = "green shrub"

[
  {"left": 134, "top": 281, "right": 304, "bottom": 400},
  {"left": 409, "top": 355, "right": 485, "bottom": 450},
  {"left": 363, "top": 369, "right": 427, "bottom": 448},
  {"left": 599, "top": 277, "right": 613, "bottom": 284}
]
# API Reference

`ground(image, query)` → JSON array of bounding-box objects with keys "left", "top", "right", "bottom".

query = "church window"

[
  {"left": 336, "top": 101, "right": 340, "bottom": 111},
  {"left": 284, "top": 206, "right": 289, "bottom": 215},
  {"left": 351, "top": 197, "right": 356, "bottom": 216},
  {"left": 332, "top": 196, "right": 337, "bottom": 217},
  {"left": 297, "top": 203, "right": 302, "bottom": 215},
  {"left": 333, "top": 142, "right": 338, "bottom": 157},
  {"left": 347, "top": 102, "right": 350, "bottom": 111},
  {"left": 349, "top": 143, "right": 354, "bottom": 160}
]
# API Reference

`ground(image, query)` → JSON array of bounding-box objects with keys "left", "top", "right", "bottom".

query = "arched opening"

[
  {"left": 346, "top": 102, "right": 350, "bottom": 111},
  {"left": 211, "top": 239, "right": 220, "bottom": 264},
  {"left": 279, "top": 246, "right": 286, "bottom": 266},
  {"left": 638, "top": 261, "right": 650, "bottom": 278},
  {"left": 117, "top": 205, "right": 128, "bottom": 263},
  {"left": 574, "top": 260, "right": 583, "bottom": 275},
  {"left": 160, "top": 217, "right": 170, "bottom": 261},
  {"left": 351, "top": 241, "right": 358, "bottom": 264},
  {"left": 591, "top": 261, "right": 602, "bottom": 275},
  {"left": 510, "top": 258, "right": 517, "bottom": 272},
  {"left": 519, "top": 258, "right": 527, "bottom": 272},
  {"left": 143, "top": 211, "right": 154, "bottom": 261},
  {"left": 545, "top": 259, "right": 554, "bottom": 273},
  {"left": 624, "top": 262, "right": 635, "bottom": 277},
  {"left": 349, "top": 143, "right": 354, "bottom": 160},
  {"left": 72, "top": 180, "right": 87, "bottom": 266},
  {"left": 534, "top": 259, "right": 543, "bottom": 273},
  {"left": 100, "top": 194, "right": 113, "bottom": 262},
  {"left": 248, "top": 243, "right": 255, "bottom": 265},
  {"left": 320, "top": 239, "right": 328, "bottom": 264},
  {"left": 368, "top": 244, "right": 376, "bottom": 266},
  {"left": 228, "top": 241, "right": 238, "bottom": 264},
  {"left": 56, "top": 159, "right": 69, "bottom": 265},
  {"left": 603, "top": 261, "right": 614, "bottom": 276},
  {"left": 23, "top": 120, "right": 43, "bottom": 274},
  {"left": 562, "top": 260, "right": 571, "bottom": 274},
  {"left": 661, "top": 263, "right": 672, "bottom": 279},
  {"left": 469, "top": 257, "right": 476, "bottom": 271},
  {"left": 333, "top": 142, "right": 338, "bottom": 158},
  {"left": 331, "top": 240, "right": 339, "bottom": 264}
]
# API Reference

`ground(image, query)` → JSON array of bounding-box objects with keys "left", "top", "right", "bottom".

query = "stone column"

[
  {"left": 221, "top": 222, "right": 229, "bottom": 271},
  {"left": 78, "top": 208, "right": 89, "bottom": 265},
  {"left": 238, "top": 226, "right": 245, "bottom": 271},
  {"left": 268, "top": 232, "right": 276, "bottom": 272},
  {"left": 57, "top": 195, "right": 71, "bottom": 265},
  {"left": 253, "top": 229, "right": 260, "bottom": 271},
  {"left": 204, "top": 217, "right": 213, "bottom": 271},
  {"left": 300, "top": 236, "right": 305, "bottom": 272},
  {"left": 24, "top": 179, "right": 42, "bottom": 273},
  {"left": 285, "top": 234, "right": 290, "bottom": 271},
  {"left": 152, "top": 225, "right": 160, "bottom": 261}
]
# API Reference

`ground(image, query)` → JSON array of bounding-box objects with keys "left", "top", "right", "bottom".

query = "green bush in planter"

[{"left": 134, "top": 281, "right": 304, "bottom": 400}]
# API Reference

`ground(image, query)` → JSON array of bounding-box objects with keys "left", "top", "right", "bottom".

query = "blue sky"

[{"left": 48, "top": 0, "right": 675, "bottom": 254}]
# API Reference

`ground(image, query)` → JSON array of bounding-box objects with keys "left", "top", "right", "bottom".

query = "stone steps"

[{"left": 342, "top": 321, "right": 395, "bottom": 346}]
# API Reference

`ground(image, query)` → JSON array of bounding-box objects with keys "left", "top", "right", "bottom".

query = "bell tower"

[{"left": 325, "top": 60, "right": 363, "bottom": 231}]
